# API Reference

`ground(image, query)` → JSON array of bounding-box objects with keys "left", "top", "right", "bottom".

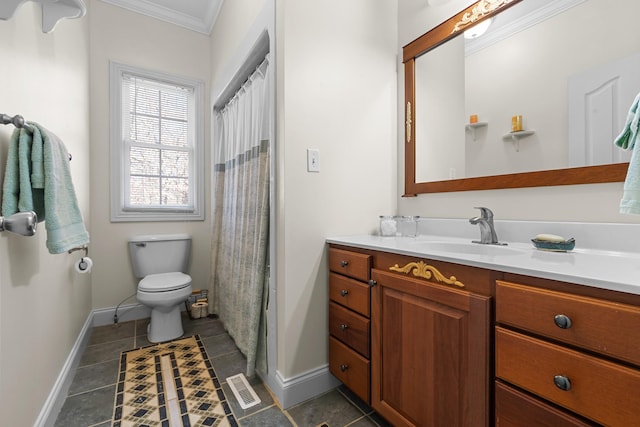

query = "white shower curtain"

[{"left": 209, "top": 57, "right": 270, "bottom": 377}]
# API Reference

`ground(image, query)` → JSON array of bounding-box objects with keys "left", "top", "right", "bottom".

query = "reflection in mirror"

[
  {"left": 405, "top": 0, "right": 634, "bottom": 194},
  {"left": 415, "top": 36, "right": 465, "bottom": 182}
]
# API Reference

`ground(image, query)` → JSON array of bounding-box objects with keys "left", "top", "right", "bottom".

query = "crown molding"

[
  {"left": 465, "top": 0, "right": 585, "bottom": 56},
  {"left": 100, "top": 0, "right": 222, "bottom": 35}
]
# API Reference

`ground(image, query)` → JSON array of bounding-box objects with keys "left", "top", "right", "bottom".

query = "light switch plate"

[{"left": 307, "top": 149, "right": 320, "bottom": 172}]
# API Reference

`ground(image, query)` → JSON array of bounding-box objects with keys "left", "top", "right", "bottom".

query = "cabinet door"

[{"left": 371, "top": 268, "right": 491, "bottom": 427}]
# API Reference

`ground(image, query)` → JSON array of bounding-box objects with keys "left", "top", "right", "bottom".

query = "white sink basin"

[{"left": 407, "top": 240, "right": 526, "bottom": 256}]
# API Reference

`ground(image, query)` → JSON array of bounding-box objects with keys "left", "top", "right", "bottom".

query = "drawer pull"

[
  {"left": 340, "top": 260, "right": 349, "bottom": 267},
  {"left": 340, "top": 364, "right": 349, "bottom": 372},
  {"left": 553, "top": 375, "right": 572, "bottom": 391},
  {"left": 340, "top": 289, "right": 349, "bottom": 297},
  {"left": 340, "top": 323, "right": 348, "bottom": 331},
  {"left": 554, "top": 314, "right": 572, "bottom": 329}
]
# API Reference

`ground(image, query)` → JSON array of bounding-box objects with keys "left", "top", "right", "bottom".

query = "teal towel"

[
  {"left": 1, "top": 123, "right": 89, "bottom": 253},
  {"left": 614, "top": 92, "right": 640, "bottom": 150},
  {"left": 1, "top": 128, "right": 41, "bottom": 217},
  {"left": 30, "top": 125, "right": 44, "bottom": 186},
  {"left": 29, "top": 126, "right": 46, "bottom": 219},
  {"left": 2, "top": 128, "right": 22, "bottom": 216},
  {"left": 36, "top": 123, "right": 90, "bottom": 253},
  {"left": 616, "top": 93, "right": 640, "bottom": 215}
]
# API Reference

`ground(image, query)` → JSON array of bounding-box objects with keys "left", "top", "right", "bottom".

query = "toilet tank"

[{"left": 128, "top": 234, "right": 191, "bottom": 278}]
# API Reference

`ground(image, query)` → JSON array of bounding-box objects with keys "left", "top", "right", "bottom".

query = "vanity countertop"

[{"left": 326, "top": 234, "right": 640, "bottom": 296}]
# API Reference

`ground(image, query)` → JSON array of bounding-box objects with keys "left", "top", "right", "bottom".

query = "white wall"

[
  {"left": 397, "top": 0, "right": 640, "bottom": 225},
  {"left": 88, "top": 0, "right": 212, "bottom": 311},
  {"left": 465, "top": 0, "right": 640, "bottom": 177},
  {"left": 278, "top": 0, "right": 397, "bottom": 378},
  {"left": 0, "top": 4, "right": 91, "bottom": 426},
  {"left": 209, "top": 1, "right": 265, "bottom": 90},
  {"left": 210, "top": 0, "right": 398, "bottom": 388}
]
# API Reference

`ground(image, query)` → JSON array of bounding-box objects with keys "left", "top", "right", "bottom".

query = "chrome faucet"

[{"left": 469, "top": 207, "right": 504, "bottom": 245}]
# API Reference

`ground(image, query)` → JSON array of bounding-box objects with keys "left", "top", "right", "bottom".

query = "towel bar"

[
  {"left": 1, "top": 113, "right": 33, "bottom": 133},
  {"left": 1, "top": 112, "right": 72, "bottom": 161},
  {"left": 0, "top": 211, "right": 37, "bottom": 236}
]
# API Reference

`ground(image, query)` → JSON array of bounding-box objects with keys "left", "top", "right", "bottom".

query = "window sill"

[{"left": 111, "top": 210, "right": 204, "bottom": 222}]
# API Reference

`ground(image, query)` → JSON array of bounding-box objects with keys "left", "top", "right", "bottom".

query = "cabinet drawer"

[
  {"left": 329, "top": 248, "right": 371, "bottom": 282},
  {"left": 329, "top": 336, "right": 370, "bottom": 404},
  {"left": 496, "top": 280, "right": 640, "bottom": 366},
  {"left": 495, "top": 381, "right": 596, "bottom": 427},
  {"left": 496, "top": 327, "right": 640, "bottom": 426},
  {"left": 329, "top": 273, "right": 370, "bottom": 317},
  {"left": 329, "top": 302, "right": 370, "bottom": 358}
]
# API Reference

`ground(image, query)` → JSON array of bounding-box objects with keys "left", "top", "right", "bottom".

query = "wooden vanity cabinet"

[
  {"left": 328, "top": 247, "right": 372, "bottom": 403},
  {"left": 495, "top": 279, "right": 640, "bottom": 426},
  {"left": 328, "top": 245, "right": 492, "bottom": 426},
  {"left": 329, "top": 243, "right": 640, "bottom": 426}
]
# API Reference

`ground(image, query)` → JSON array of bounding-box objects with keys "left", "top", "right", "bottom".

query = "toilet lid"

[{"left": 139, "top": 272, "right": 192, "bottom": 292}]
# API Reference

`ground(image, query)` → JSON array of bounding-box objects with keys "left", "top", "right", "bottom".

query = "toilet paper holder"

[
  {"left": 68, "top": 245, "right": 88, "bottom": 258},
  {"left": 69, "top": 245, "right": 92, "bottom": 273}
]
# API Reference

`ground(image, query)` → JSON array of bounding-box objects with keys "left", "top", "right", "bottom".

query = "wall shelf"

[
  {"left": 465, "top": 121, "right": 488, "bottom": 141},
  {"left": 503, "top": 130, "right": 535, "bottom": 151},
  {"left": 0, "top": 0, "right": 86, "bottom": 33}
]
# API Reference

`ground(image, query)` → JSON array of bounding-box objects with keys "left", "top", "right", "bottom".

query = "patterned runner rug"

[{"left": 112, "top": 335, "right": 238, "bottom": 426}]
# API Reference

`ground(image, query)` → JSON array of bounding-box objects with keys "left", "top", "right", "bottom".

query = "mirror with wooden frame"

[{"left": 403, "top": 0, "right": 629, "bottom": 195}]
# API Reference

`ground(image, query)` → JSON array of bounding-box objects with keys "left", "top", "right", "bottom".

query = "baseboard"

[
  {"left": 37, "top": 302, "right": 334, "bottom": 424},
  {"left": 35, "top": 303, "right": 152, "bottom": 426},
  {"left": 262, "top": 364, "right": 341, "bottom": 409},
  {"left": 91, "top": 302, "right": 151, "bottom": 327},
  {"left": 34, "top": 310, "right": 95, "bottom": 427}
]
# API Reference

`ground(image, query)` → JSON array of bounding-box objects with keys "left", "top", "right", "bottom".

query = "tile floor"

[{"left": 54, "top": 314, "right": 392, "bottom": 427}]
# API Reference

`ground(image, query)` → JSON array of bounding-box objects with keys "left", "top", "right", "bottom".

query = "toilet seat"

[{"left": 139, "top": 272, "right": 192, "bottom": 293}]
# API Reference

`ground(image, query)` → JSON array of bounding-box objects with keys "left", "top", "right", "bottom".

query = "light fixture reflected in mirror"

[
  {"left": 0, "top": 211, "right": 37, "bottom": 236},
  {"left": 464, "top": 18, "right": 493, "bottom": 39},
  {"left": 403, "top": 0, "right": 629, "bottom": 195}
]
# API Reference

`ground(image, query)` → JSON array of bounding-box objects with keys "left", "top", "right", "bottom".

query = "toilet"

[{"left": 128, "top": 234, "right": 193, "bottom": 343}]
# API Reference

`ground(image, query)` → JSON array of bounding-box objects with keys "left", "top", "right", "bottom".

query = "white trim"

[
  {"left": 38, "top": 299, "right": 338, "bottom": 424},
  {"left": 466, "top": 0, "right": 586, "bottom": 56},
  {"left": 98, "top": 0, "right": 222, "bottom": 35},
  {"left": 91, "top": 303, "right": 151, "bottom": 327},
  {"left": 34, "top": 311, "right": 95, "bottom": 427},
  {"left": 261, "top": 365, "right": 341, "bottom": 410},
  {"left": 109, "top": 61, "right": 205, "bottom": 222},
  {"left": 36, "top": 304, "right": 150, "bottom": 426}
]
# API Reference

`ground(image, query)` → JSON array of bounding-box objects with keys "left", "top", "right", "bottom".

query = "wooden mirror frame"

[{"left": 403, "top": 0, "right": 628, "bottom": 196}]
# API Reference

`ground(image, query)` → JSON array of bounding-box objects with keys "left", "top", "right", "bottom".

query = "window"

[{"left": 110, "top": 62, "right": 204, "bottom": 221}]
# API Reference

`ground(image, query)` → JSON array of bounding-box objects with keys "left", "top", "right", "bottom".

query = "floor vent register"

[{"left": 226, "top": 373, "right": 261, "bottom": 409}]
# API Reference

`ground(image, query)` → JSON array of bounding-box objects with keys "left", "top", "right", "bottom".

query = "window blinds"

[{"left": 121, "top": 73, "right": 195, "bottom": 209}]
